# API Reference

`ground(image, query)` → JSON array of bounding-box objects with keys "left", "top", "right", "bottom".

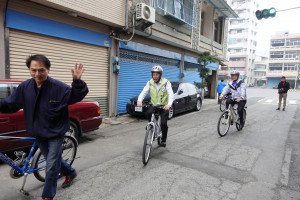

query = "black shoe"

[
  {"left": 62, "top": 172, "right": 77, "bottom": 188},
  {"left": 276, "top": 108, "right": 280, "bottom": 110},
  {"left": 159, "top": 141, "right": 166, "bottom": 148},
  {"left": 239, "top": 122, "right": 244, "bottom": 129},
  {"left": 282, "top": 108, "right": 285, "bottom": 111}
]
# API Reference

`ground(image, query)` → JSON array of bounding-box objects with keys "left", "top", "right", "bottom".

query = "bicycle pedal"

[{"left": 20, "top": 189, "right": 29, "bottom": 196}]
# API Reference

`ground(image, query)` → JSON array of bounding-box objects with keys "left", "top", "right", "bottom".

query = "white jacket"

[{"left": 221, "top": 79, "right": 247, "bottom": 100}]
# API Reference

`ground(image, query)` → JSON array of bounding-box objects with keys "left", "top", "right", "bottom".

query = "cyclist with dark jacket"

[
  {"left": 0, "top": 55, "right": 88, "bottom": 200},
  {"left": 219, "top": 70, "right": 247, "bottom": 129}
]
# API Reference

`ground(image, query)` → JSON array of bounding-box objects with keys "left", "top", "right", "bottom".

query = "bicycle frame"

[
  {"left": 0, "top": 136, "right": 46, "bottom": 175},
  {"left": 228, "top": 104, "right": 238, "bottom": 123}
]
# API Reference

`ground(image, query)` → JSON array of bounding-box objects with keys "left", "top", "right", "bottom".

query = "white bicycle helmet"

[
  {"left": 231, "top": 70, "right": 240, "bottom": 76},
  {"left": 151, "top": 65, "right": 163, "bottom": 73}
]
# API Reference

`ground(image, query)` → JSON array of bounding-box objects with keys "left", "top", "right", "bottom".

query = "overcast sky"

[{"left": 255, "top": 0, "right": 300, "bottom": 57}]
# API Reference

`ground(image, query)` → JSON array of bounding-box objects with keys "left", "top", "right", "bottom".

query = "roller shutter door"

[
  {"left": 9, "top": 29, "right": 109, "bottom": 115},
  {"left": 117, "top": 50, "right": 181, "bottom": 114},
  {"left": 183, "top": 62, "right": 202, "bottom": 84}
]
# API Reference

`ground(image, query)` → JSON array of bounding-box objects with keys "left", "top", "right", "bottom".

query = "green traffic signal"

[
  {"left": 269, "top": 7, "right": 276, "bottom": 17},
  {"left": 255, "top": 8, "right": 276, "bottom": 20}
]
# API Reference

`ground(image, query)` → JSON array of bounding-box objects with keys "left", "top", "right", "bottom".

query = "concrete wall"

[
  {"left": 0, "top": 2, "right": 5, "bottom": 79},
  {"left": 31, "top": 0, "right": 126, "bottom": 27}
]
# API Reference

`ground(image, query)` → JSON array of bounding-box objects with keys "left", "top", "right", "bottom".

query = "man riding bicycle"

[
  {"left": 137, "top": 65, "right": 174, "bottom": 147},
  {"left": 219, "top": 70, "right": 247, "bottom": 129}
]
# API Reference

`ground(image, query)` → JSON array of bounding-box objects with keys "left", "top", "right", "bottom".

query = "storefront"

[
  {"left": 117, "top": 41, "right": 182, "bottom": 114},
  {"left": 5, "top": 9, "right": 110, "bottom": 115}
]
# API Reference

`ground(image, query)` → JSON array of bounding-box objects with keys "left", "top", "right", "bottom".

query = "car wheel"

[
  {"left": 196, "top": 99, "right": 202, "bottom": 111},
  {"left": 70, "top": 121, "right": 79, "bottom": 139},
  {"left": 168, "top": 106, "right": 174, "bottom": 119}
]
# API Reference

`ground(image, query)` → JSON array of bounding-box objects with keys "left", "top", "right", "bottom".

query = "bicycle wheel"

[
  {"left": 217, "top": 111, "right": 231, "bottom": 137},
  {"left": 32, "top": 135, "right": 78, "bottom": 182},
  {"left": 236, "top": 109, "right": 247, "bottom": 131},
  {"left": 220, "top": 99, "right": 226, "bottom": 112},
  {"left": 142, "top": 125, "right": 154, "bottom": 166}
]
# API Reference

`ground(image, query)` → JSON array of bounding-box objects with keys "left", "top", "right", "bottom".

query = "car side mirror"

[{"left": 178, "top": 90, "right": 183, "bottom": 95}]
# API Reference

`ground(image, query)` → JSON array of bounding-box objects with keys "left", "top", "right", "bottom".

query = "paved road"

[{"left": 0, "top": 88, "right": 299, "bottom": 200}]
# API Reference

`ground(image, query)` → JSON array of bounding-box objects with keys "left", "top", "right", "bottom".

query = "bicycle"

[
  {"left": 0, "top": 131, "right": 77, "bottom": 196},
  {"left": 217, "top": 99, "right": 247, "bottom": 137},
  {"left": 142, "top": 106, "right": 164, "bottom": 166}
]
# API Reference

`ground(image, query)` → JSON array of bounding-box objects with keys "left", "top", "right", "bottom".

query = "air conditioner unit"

[{"left": 136, "top": 3, "right": 155, "bottom": 25}]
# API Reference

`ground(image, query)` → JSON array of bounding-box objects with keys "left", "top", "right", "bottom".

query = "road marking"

[
  {"left": 265, "top": 99, "right": 273, "bottom": 103},
  {"left": 289, "top": 100, "right": 297, "bottom": 105},
  {"left": 280, "top": 147, "right": 292, "bottom": 186}
]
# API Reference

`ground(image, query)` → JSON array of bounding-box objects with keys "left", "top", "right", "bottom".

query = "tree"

[{"left": 197, "top": 51, "right": 217, "bottom": 88}]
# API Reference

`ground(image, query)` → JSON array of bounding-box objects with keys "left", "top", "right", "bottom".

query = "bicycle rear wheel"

[
  {"left": 142, "top": 125, "right": 154, "bottom": 166},
  {"left": 217, "top": 111, "right": 231, "bottom": 137},
  {"left": 32, "top": 135, "right": 78, "bottom": 182},
  {"left": 220, "top": 99, "right": 226, "bottom": 112}
]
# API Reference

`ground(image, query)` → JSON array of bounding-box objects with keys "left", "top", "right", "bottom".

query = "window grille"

[
  {"left": 120, "top": 50, "right": 180, "bottom": 68},
  {"left": 153, "top": 0, "right": 196, "bottom": 28}
]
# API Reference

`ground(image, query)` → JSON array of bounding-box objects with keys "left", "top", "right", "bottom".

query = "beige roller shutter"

[{"left": 9, "top": 29, "right": 109, "bottom": 115}]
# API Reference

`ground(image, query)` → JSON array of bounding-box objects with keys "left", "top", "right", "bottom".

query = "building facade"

[
  {"left": 221, "top": 0, "right": 258, "bottom": 85},
  {"left": 0, "top": 0, "right": 237, "bottom": 116},
  {"left": 254, "top": 55, "right": 268, "bottom": 87},
  {"left": 267, "top": 32, "right": 300, "bottom": 89}
]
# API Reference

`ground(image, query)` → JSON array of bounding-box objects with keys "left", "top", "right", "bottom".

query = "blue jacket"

[
  {"left": 217, "top": 82, "right": 226, "bottom": 94},
  {"left": 0, "top": 77, "right": 88, "bottom": 141}
]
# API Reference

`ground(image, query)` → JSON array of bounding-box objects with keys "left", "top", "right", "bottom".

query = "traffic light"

[{"left": 255, "top": 7, "right": 276, "bottom": 20}]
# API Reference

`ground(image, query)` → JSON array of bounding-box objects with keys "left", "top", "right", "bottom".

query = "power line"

[{"left": 277, "top": 6, "right": 300, "bottom": 12}]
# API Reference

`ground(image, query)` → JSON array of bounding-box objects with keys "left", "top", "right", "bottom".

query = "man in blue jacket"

[
  {"left": 0, "top": 55, "right": 88, "bottom": 200},
  {"left": 217, "top": 79, "right": 226, "bottom": 104}
]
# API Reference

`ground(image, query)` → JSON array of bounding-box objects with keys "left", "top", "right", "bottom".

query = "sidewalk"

[{"left": 102, "top": 98, "right": 218, "bottom": 128}]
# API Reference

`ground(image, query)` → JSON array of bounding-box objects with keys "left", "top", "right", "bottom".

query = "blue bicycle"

[{"left": 0, "top": 131, "right": 77, "bottom": 196}]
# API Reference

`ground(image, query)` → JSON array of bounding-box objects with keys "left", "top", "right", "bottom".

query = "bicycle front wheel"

[
  {"left": 32, "top": 135, "right": 78, "bottom": 182},
  {"left": 217, "top": 111, "right": 231, "bottom": 137},
  {"left": 236, "top": 109, "right": 247, "bottom": 131},
  {"left": 142, "top": 125, "right": 154, "bottom": 166},
  {"left": 220, "top": 99, "right": 226, "bottom": 112}
]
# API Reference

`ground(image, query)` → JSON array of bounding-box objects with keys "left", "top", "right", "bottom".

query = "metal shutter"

[
  {"left": 183, "top": 62, "right": 202, "bottom": 84},
  {"left": 117, "top": 50, "right": 181, "bottom": 114},
  {"left": 9, "top": 29, "right": 109, "bottom": 115}
]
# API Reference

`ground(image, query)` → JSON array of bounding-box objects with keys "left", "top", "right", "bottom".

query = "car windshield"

[
  {"left": 172, "top": 83, "right": 179, "bottom": 93},
  {"left": 0, "top": 83, "right": 10, "bottom": 99}
]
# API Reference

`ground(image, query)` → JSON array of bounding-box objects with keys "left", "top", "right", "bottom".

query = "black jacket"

[
  {"left": 278, "top": 81, "right": 290, "bottom": 94},
  {"left": 0, "top": 77, "right": 88, "bottom": 141}
]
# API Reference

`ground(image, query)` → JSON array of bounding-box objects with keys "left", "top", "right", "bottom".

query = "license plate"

[{"left": 134, "top": 106, "right": 143, "bottom": 112}]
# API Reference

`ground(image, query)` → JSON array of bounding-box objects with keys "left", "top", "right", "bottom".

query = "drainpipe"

[{"left": 125, "top": 0, "right": 129, "bottom": 30}]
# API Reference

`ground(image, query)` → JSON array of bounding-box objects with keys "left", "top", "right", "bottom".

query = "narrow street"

[{"left": 0, "top": 88, "right": 299, "bottom": 200}]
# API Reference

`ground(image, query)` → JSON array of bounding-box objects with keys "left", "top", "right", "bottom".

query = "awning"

[{"left": 205, "top": 0, "right": 239, "bottom": 18}]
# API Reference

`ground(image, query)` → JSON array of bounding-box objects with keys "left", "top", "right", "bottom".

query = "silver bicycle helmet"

[
  {"left": 231, "top": 70, "right": 240, "bottom": 76},
  {"left": 151, "top": 65, "right": 163, "bottom": 73}
]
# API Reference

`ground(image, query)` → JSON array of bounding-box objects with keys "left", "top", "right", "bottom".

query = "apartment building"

[
  {"left": 254, "top": 55, "right": 268, "bottom": 86},
  {"left": 267, "top": 32, "right": 300, "bottom": 89},
  {"left": 221, "top": 0, "right": 258, "bottom": 85},
  {"left": 0, "top": 0, "right": 237, "bottom": 116}
]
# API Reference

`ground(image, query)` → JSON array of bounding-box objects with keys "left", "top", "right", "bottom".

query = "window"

[
  {"left": 155, "top": 0, "right": 195, "bottom": 27},
  {"left": 0, "top": 83, "right": 11, "bottom": 99},
  {"left": 270, "top": 51, "right": 284, "bottom": 58}
]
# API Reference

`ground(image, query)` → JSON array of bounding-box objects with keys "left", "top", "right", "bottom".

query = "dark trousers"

[
  {"left": 226, "top": 99, "right": 247, "bottom": 123},
  {"left": 37, "top": 137, "right": 76, "bottom": 199},
  {"left": 146, "top": 106, "right": 169, "bottom": 142},
  {"left": 218, "top": 93, "right": 222, "bottom": 104}
]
